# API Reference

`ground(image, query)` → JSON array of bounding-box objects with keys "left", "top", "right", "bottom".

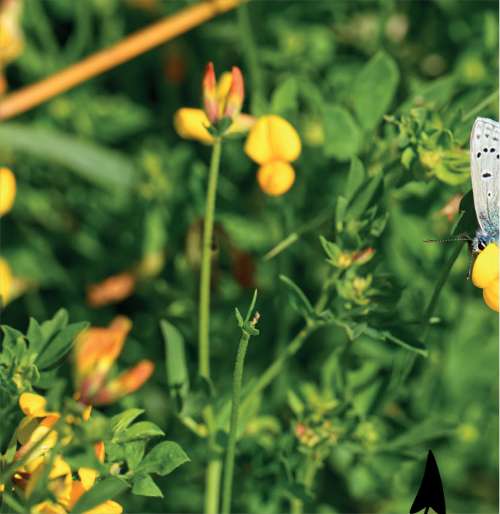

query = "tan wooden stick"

[{"left": 0, "top": 0, "right": 241, "bottom": 120}]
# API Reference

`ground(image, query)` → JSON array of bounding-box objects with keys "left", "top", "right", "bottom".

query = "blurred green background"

[{"left": 0, "top": 0, "right": 498, "bottom": 512}]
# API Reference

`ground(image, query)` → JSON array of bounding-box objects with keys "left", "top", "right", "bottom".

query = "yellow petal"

[
  {"left": 472, "top": 243, "right": 499, "bottom": 288},
  {"left": 19, "top": 393, "right": 48, "bottom": 417},
  {"left": 483, "top": 279, "right": 499, "bottom": 312},
  {"left": 31, "top": 501, "right": 67, "bottom": 514},
  {"left": 244, "top": 115, "right": 301, "bottom": 165},
  {"left": 0, "top": 167, "right": 16, "bottom": 216},
  {"left": 0, "top": 257, "right": 13, "bottom": 305},
  {"left": 257, "top": 161, "right": 296, "bottom": 196},
  {"left": 174, "top": 108, "right": 214, "bottom": 144},
  {"left": 83, "top": 500, "right": 123, "bottom": 514},
  {"left": 78, "top": 467, "right": 98, "bottom": 490}
]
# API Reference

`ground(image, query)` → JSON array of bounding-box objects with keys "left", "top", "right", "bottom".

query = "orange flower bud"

[
  {"left": 471, "top": 243, "right": 499, "bottom": 312},
  {"left": 0, "top": 167, "right": 16, "bottom": 216},
  {"left": 202, "top": 62, "right": 218, "bottom": 124},
  {"left": 223, "top": 66, "right": 244, "bottom": 120},
  {"left": 257, "top": 161, "right": 296, "bottom": 196},
  {"left": 86, "top": 272, "right": 136, "bottom": 308}
]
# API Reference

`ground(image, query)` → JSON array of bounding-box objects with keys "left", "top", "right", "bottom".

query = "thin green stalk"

[
  {"left": 199, "top": 138, "right": 222, "bottom": 379},
  {"left": 291, "top": 454, "right": 318, "bottom": 514},
  {"left": 199, "top": 138, "right": 222, "bottom": 514},
  {"left": 241, "top": 280, "right": 331, "bottom": 410},
  {"left": 461, "top": 90, "right": 499, "bottom": 122},
  {"left": 237, "top": 2, "right": 266, "bottom": 115},
  {"left": 221, "top": 330, "right": 251, "bottom": 513},
  {"left": 263, "top": 207, "right": 333, "bottom": 261}
]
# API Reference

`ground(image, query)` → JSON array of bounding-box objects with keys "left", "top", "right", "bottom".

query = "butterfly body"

[{"left": 470, "top": 117, "right": 500, "bottom": 252}]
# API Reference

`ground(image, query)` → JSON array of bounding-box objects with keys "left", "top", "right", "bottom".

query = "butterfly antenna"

[{"left": 424, "top": 236, "right": 471, "bottom": 244}]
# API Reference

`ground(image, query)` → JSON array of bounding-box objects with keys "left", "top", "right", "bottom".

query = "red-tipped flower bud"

[
  {"left": 223, "top": 66, "right": 245, "bottom": 120},
  {"left": 202, "top": 62, "right": 218, "bottom": 124}
]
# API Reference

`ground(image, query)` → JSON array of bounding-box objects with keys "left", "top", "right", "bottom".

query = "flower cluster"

[
  {"left": 74, "top": 316, "right": 154, "bottom": 405},
  {"left": 174, "top": 62, "right": 249, "bottom": 144},
  {"left": 3, "top": 393, "right": 122, "bottom": 514},
  {"left": 471, "top": 243, "right": 499, "bottom": 312},
  {"left": 244, "top": 115, "right": 301, "bottom": 196},
  {"left": 174, "top": 63, "right": 302, "bottom": 196}
]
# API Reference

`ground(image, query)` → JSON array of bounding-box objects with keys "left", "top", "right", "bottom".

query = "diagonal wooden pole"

[{"left": 0, "top": 0, "right": 241, "bottom": 120}]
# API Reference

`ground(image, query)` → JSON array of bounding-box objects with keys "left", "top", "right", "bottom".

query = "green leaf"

[
  {"left": 323, "top": 104, "right": 362, "bottom": 160},
  {"left": 71, "top": 477, "right": 128, "bottom": 513},
  {"left": 345, "top": 157, "right": 366, "bottom": 202},
  {"left": 137, "top": 441, "right": 189, "bottom": 477},
  {"left": 35, "top": 322, "right": 88, "bottom": 370},
  {"left": 111, "top": 408, "right": 145, "bottom": 434},
  {"left": 0, "top": 122, "right": 136, "bottom": 190},
  {"left": 125, "top": 441, "right": 146, "bottom": 471},
  {"left": 348, "top": 173, "right": 383, "bottom": 220},
  {"left": 351, "top": 51, "right": 400, "bottom": 131},
  {"left": 279, "top": 275, "right": 315, "bottom": 319},
  {"left": 114, "top": 421, "right": 165, "bottom": 443},
  {"left": 161, "top": 320, "right": 189, "bottom": 403},
  {"left": 271, "top": 76, "right": 299, "bottom": 115},
  {"left": 132, "top": 474, "right": 163, "bottom": 498}
]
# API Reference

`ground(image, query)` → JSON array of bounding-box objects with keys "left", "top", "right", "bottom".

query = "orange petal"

[
  {"left": 202, "top": 62, "right": 218, "bottom": 124},
  {"left": 223, "top": 66, "right": 245, "bottom": 119},
  {"left": 86, "top": 272, "right": 136, "bottom": 308},
  {"left": 91, "top": 360, "right": 154, "bottom": 405}
]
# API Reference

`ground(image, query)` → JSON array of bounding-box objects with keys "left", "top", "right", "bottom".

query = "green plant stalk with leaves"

[{"left": 221, "top": 291, "right": 259, "bottom": 514}]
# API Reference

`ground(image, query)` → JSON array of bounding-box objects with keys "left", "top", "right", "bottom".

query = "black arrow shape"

[{"left": 409, "top": 450, "right": 446, "bottom": 514}]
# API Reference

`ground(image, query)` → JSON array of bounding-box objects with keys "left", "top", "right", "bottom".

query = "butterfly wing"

[{"left": 469, "top": 117, "right": 500, "bottom": 235}]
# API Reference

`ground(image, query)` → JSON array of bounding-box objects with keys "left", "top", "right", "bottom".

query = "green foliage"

[{"left": 1, "top": 0, "right": 498, "bottom": 513}]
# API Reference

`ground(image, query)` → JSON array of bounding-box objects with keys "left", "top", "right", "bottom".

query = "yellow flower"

[
  {"left": 174, "top": 108, "right": 255, "bottom": 144},
  {"left": 175, "top": 63, "right": 248, "bottom": 144},
  {"left": 244, "top": 115, "right": 302, "bottom": 196},
  {"left": 257, "top": 161, "right": 295, "bottom": 196},
  {"left": 244, "top": 115, "right": 301, "bottom": 165},
  {"left": 0, "top": 257, "right": 12, "bottom": 305},
  {"left": 0, "top": 0, "right": 23, "bottom": 67},
  {"left": 74, "top": 317, "right": 154, "bottom": 405},
  {"left": 471, "top": 243, "right": 499, "bottom": 312},
  {"left": 0, "top": 167, "right": 16, "bottom": 216}
]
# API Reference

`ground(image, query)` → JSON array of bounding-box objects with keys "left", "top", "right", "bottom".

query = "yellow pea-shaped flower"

[
  {"left": 257, "top": 161, "right": 296, "bottom": 196},
  {"left": 174, "top": 108, "right": 214, "bottom": 145},
  {"left": 0, "top": 257, "right": 12, "bottom": 305},
  {"left": 245, "top": 115, "right": 301, "bottom": 165},
  {"left": 483, "top": 278, "right": 499, "bottom": 312},
  {"left": 471, "top": 243, "right": 499, "bottom": 288},
  {"left": 0, "top": 167, "right": 16, "bottom": 216}
]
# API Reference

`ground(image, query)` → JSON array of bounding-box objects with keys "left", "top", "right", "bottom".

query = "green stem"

[
  {"left": 241, "top": 282, "right": 330, "bottom": 410},
  {"left": 199, "top": 138, "right": 223, "bottom": 514},
  {"left": 461, "top": 90, "right": 499, "bottom": 122},
  {"left": 290, "top": 454, "right": 318, "bottom": 514},
  {"left": 263, "top": 207, "right": 333, "bottom": 261},
  {"left": 199, "top": 138, "right": 222, "bottom": 379},
  {"left": 221, "top": 331, "right": 251, "bottom": 514},
  {"left": 237, "top": 2, "right": 265, "bottom": 115}
]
